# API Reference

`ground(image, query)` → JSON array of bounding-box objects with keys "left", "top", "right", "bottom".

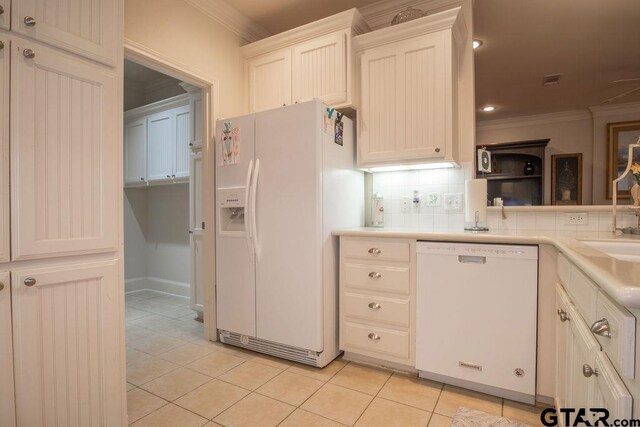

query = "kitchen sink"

[{"left": 580, "top": 240, "right": 640, "bottom": 262}]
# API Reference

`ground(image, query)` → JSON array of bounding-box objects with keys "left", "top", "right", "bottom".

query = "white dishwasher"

[{"left": 416, "top": 242, "right": 538, "bottom": 404}]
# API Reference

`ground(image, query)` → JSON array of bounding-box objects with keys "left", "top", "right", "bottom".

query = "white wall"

[
  {"left": 125, "top": 0, "right": 246, "bottom": 118},
  {"left": 124, "top": 189, "right": 148, "bottom": 281}
]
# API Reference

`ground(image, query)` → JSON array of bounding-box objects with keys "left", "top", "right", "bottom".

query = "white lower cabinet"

[
  {"left": 556, "top": 255, "right": 632, "bottom": 425},
  {"left": 0, "top": 271, "right": 16, "bottom": 427},
  {"left": 339, "top": 237, "right": 415, "bottom": 367},
  {"left": 11, "top": 261, "right": 125, "bottom": 426}
]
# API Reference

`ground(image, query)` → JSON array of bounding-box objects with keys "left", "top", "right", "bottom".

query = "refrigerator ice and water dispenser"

[{"left": 218, "top": 187, "right": 246, "bottom": 233}]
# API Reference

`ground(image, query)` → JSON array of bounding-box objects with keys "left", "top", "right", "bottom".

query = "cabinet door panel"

[
  {"left": 12, "top": 261, "right": 125, "bottom": 427},
  {"left": 0, "top": 36, "right": 8, "bottom": 263},
  {"left": 191, "top": 94, "right": 203, "bottom": 151},
  {"left": 190, "top": 152, "right": 203, "bottom": 311},
  {"left": 174, "top": 105, "right": 191, "bottom": 180},
  {"left": 555, "top": 284, "right": 571, "bottom": 412},
  {"left": 0, "top": 271, "right": 16, "bottom": 427},
  {"left": 0, "top": 0, "right": 8, "bottom": 30},
  {"left": 593, "top": 352, "right": 632, "bottom": 420},
  {"left": 293, "top": 32, "right": 346, "bottom": 105},
  {"left": 12, "top": 0, "right": 118, "bottom": 65},
  {"left": 359, "top": 45, "right": 400, "bottom": 164},
  {"left": 247, "top": 50, "right": 291, "bottom": 112},
  {"left": 11, "top": 38, "right": 118, "bottom": 260},
  {"left": 146, "top": 110, "right": 173, "bottom": 182},
  {"left": 124, "top": 118, "right": 147, "bottom": 185}
]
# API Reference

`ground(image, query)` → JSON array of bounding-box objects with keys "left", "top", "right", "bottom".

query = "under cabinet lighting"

[
  {"left": 481, "top": 105, "right": 496, "bottom": 112},
  {"left": 363, "top": 162, "right": 458, "bottom": 173}
]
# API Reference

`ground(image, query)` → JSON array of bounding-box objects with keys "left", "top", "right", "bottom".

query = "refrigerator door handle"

[
  {"left": 251, "top": 158, "right": 261, "bottom": 260},
  {"left": 244, "top": 159, "right": 254, "bottom": 261}
]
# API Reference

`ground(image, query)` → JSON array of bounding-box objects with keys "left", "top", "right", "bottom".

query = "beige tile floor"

[{"left": 126, "top": 290, "right": 545, "bottom": 426}]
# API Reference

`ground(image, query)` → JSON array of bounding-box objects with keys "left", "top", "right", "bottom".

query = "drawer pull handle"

[
  {"left": 368, "top": 272, "right": 381, "bottom": 279},
  {"left": 24, "top": 277, "right": 36, "bottom": 287},
  {"left": 24, "top": 16, "right": 36, "bottom": 26},
  {"left": 368, "top": 248, "right": 381, "bottom": 255},
  {"left": 368, "top": 302, "right": 381, "bottom": 310},
  {"left": 590, "top": 318, "right": 611, "bottom": 338},
  {"left": 582, "top": 364, "right": 599, "bottom": 378},
  {"left": 557, "top": 309, "right": 569, "bottom": 322},
  {"left": 368, "top": 333, "right": 380, "bottom": 341},
  {"left": 458, "top": 255, "right": 486, "bottom": 264},
  {"left": 23, "top": 48, "right": 35, "bottom": 59}
]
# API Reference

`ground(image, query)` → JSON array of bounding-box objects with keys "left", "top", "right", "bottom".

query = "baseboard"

[{"left": 125, "top": 276, "right": 190, "bottom": 297}]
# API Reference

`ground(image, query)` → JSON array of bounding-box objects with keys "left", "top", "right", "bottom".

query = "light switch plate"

[
  {"left": 565, "top": 213, "right": 588, "bottom": 225},
  {"left": 444, "top": 193, "right": 463, "bottom": 212},
  {"left": 401, "top": 197, "right": 411, "bottom": 213},
  {"left": 426, "top": 192, "right": 441, "bottom": 206}
]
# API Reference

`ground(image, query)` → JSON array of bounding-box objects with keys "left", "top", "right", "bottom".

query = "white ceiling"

[{"left": 226, "top": 0, "right": 640, "bottom": 120}]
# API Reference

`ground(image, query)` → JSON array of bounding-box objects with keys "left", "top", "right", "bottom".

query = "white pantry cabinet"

[
  {"left": 0, "top": 0, "right": 8, "bottom": 31},
  {"left": 0, "top": 36, "right": 8, "bottom": 263},
  {"left": 242, "top": 8, "right": 369, "bottom": 113},
  {"left": 11, "top": 261, "right": 124, "bottom": 427},
  {"left": 12, "top": 0, "right": 119, "bottom": 66},
  {"left": 0, "top": 271, "right": 16, "bottom": 427},
  {"left": 190, "top": 151, "right": 204, "bottom": 312},
  {"left": 355, "top": 7, "right": 467, "bottom": 168},
  {"left": 11, "top": 36, "right": 119, "bottom": 260},
  {"left": 124, "top": 118, "right": 147, "bottom": 185},
  {"left": 124, "top": 95, "right": 191, "bottom": 186}
]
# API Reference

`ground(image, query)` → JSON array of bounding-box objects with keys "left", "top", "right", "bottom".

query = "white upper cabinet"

[
  {"left": 12, "top": 0, "right": 119, "bottom": 66},
  {"left": 355, "top": 7, "right": 467, "bottom": 169},
  {"left": 124, "top": 95, "right": 191, "bottom": 186},
  {"left": 0, "top": 36, "right": 8, "bottom": 263},
  {"left": 11, "top": 36, "right": 118, "bottom": 260},
  {"left": 124, "top": 118, "right": 147, "bottom": 186},
  {"left": 0, "top": 0, "right": 9, "bottom": 30},
  {"left": 243, "top": 9, "right": 370, "bottom": 113},
  {"left": 247, "top": 50, "right": 292, "bottom": 113},
  {"left": 292, "top": 32, "right": 346, "bottom": 105},
  {"left": 147, "top": 110, "right": 174, "bottom": 182}
]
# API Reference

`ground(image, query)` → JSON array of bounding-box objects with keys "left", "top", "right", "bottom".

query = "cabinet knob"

[
  {"left": 0, "top": 282, "right": 4, "bottom": 291},
  {"left": 0, "top": 6, "right": 4, "bottom": 15},
  {"left": 590, "top": 318, "right": 611, "bottom": 338},
  {"left": 23, "top": 48, "right": 35, "bottom": 59},
  {"left": 166, "top": 175, "right": 171, "bottom": 178},
  {"left": 0, "top": 41, "right": 4, "bottom": 50},
  {"left": 24, "top": 277, "right": 36, "bottom": 287},
  {"left": 140, "top": 177, "right": 145, "bottom": 181},
  {"left": 24, "top": 16, "right": 36, "bottom": 26},
  {"left": 189, "top": 142, "right": 194, "bottom": 147},
  {"left": 368, "top": 272, "right": 381, "bottom": 279},
  {"left": 556, "top": 308, "right": 569, "bottom": 322},
  {"left": 582, "top": 364, "right": 598, "bottom": 378},
  {"left": 435, "top": 147, "right": 441, "bottom": 153},
  {"left": 368, "top": 302, "right": 381, "bottom": 310},
  {"left": 368, "top": 248, "right": 381, "bottom": 255},
  {"left": 367, "top": 333, "right": 380, "bottom": 341}
]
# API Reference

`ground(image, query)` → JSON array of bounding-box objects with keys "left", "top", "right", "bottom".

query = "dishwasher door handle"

[{"left": 458, "top": 255, "right": 486, "bottom": 264}]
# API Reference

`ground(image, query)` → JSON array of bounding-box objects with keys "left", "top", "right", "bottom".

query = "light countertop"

[{"left": 333, "top": 227, "right": 640, "bottom": 309}]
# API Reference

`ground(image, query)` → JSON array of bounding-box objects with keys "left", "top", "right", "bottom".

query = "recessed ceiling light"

[
  {"left": 472, "top": 40, "right": 483, "bottom": 49},
  {"left": 481, "top": 105, "right": 496, "bottom": 112}
]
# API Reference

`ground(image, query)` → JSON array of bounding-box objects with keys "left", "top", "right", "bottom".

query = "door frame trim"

[{"left": 124, "top": 38, "right": 218, "bottom": 342}]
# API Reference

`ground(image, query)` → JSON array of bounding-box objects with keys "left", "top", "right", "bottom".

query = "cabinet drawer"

[
  {"left": 343, "top": 263, "right": 409, "bottom": 294},
  {"left": 342, "top": 321, "right": 409, "bottom": 360},
  {"left": 342, "top": 239, "right": 410, "bottom": 262},
  {"left": 568, "top": 267, "right": 598, "bottom": 326},
  {"left": 343, "top": 292, "right": 409, "bottom": 328},
  {"left": 594, "top": 292, "right": 636, "bottom": 379},
  {"left": 558, "top": 253, "right": 571, "bottom": 286}
]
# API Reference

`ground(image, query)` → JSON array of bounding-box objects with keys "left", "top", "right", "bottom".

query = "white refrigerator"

[{"left": 215, "top": 100, "right": 363, "bottom": 367}]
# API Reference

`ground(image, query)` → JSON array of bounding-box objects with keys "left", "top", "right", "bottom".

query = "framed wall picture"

[
  {"left": 551, "top": 153, "right": 583, "bottom": 205},
  {"left": 607, "top": 120, "right": 640, "bottom": 199}
]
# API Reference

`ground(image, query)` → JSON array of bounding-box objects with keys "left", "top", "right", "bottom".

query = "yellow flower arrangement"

[{"left": 631, "top": 163, "right": 640, "bottom": 184}]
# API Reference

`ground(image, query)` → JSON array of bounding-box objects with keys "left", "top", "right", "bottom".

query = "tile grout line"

[{"left": 350, "top": 370, "right": 394, "bottom": 426}]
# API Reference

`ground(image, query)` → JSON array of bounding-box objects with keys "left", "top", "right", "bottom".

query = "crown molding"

[
  {"left": 182, "top": 0, "right": 271, "bottom": 43},
  {"left": 477, "top": 109, "right": 592, "bottom": 131},
  {"left": 241, "top": 8, "right": 370, "bottom": 58},
  {"left": 355, "top": 7, "right": 464, "bottom": 51},
  {"left": 359, "top": 0, "right": 464, "bottom": 30},
  {"left": 589, "top": 101, "right": 640, "bottom": 118}
]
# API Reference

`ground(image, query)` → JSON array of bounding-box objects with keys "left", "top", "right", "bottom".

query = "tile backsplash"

[{"left": 369, "top": 161, "right": 637, "bottom": 232}]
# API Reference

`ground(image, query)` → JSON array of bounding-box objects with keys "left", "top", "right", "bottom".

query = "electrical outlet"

[
  {"left": 444, "top": 193, "right": 463, "bottom": 212},
  {"left": 426, "top": 192, "right": 441, "bottom": 207},
  {"left": 401, "top": 197, "right": 411, "bottom": 213},
  {"left": 565, "top": 213, "right": 588, "bottom": 226}
]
